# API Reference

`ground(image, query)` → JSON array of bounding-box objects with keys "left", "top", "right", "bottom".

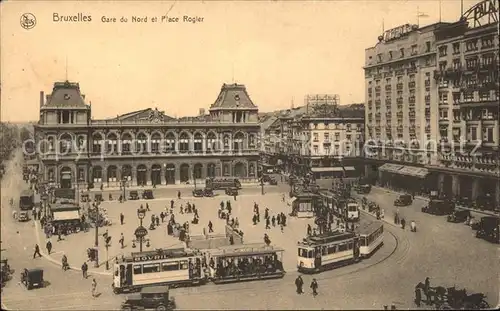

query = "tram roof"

[
  {"left": 122, "top": 247, "right": 194, "bottom": 262},
  {"left": 357, "top": 221, "right": 383, "bottom": 236},
  {"left": 208, "top": 243, "right": 284, "bottom": 257},
  {"left": 299, "top": 231, "right": 356, "bottom": 246}
]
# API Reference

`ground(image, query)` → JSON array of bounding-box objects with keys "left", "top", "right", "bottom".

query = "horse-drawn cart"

[{"left": 415, "top": 281, "right": 489, "bottom": 310}]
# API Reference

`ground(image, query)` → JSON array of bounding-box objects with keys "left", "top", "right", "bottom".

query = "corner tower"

[{"left": 209, "top": 83, "right": 259, "bottom": 123}]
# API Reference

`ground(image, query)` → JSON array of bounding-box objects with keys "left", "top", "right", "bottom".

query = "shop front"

[{"left": 378, "top": 163, "right": 430, "bottom": 195}]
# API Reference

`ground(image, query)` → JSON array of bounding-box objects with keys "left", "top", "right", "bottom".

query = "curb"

[{"left": 34, "top": 221, "right": 112, "bottom": 276}]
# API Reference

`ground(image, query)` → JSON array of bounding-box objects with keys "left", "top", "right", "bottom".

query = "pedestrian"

[
  {"left": 307, "top": 224, "right": 312, "bottom": 236},
  {"left": 120, "top": 213, "right": 124, "bottom": 225},
  {"left": 280, "top": 223, "right": 284, "bottom": 233},
  {"left": 208, "top": 221, "right": 213, "bottom": 233},
  {"left": 160, "top": 212, "right": 165, "bottom": 222},
  {"left": 227, "top": 204, "right": 232, "bottom": 215},
  {"left": 177, "top": 191, "right": 181, "bottom": 199},
  {"left": 180, "top": 204, "right": 184, "bottom": 214},
  {"left": 257, "top": 212, "right": 260, "bottom": 223},
  {"left": 57, "top": 227, "right": 62, "bottom": 241},
  {"left": 235, "top": 217, "right": 239, "bottom": 228},
  {"left": 415, "top": 287, "right": 421, "bottom": 307},
  {"left": 277, "top": 213, "right": 281, "bottom": 225},
  {"left": 252, "top": 214, "right": 257, "bottom": 225},
  {"left": 33, "top": 244, "right": 42, "bottom": 258},
  {"left": 170, "top": 199, "right": 174, "bottom": 209},
  {"left": 155, "top": 216, "right": 160, "bottom": 226},
  {"left": 295, "top": 275, "right": 304, "bottom": 294},
  {"left": 62, "top": 254, "right": 69, "bottom": 271},
  {"left": 266, "top": 217, "right": 270, "bottom": 229},
  {"left": 282, "top": 194, "right": 285, "bottom": 202},
  {"left": 82, "top": 262, "right": 88, "bottom": 279},
  {"left": 310, "top": 278, "right": 318, "bottom": 297},
  {"left": 271, "top": 215, "right": 276, "bottom": 227},
  {"left": 401, "top": 218, "right": 406, "bottom": 230},
  {"left": 46, "top": 240, "right": 52, "bottom": 254},
  {"left": 146, "top": 203, "right": 150, "bottom": 211},
  {"left": 119, "top": 233, "right": 125, "bottom": 248},
  {"left": 264, "top": 208, "right": 269, "bottom": 220},
  {"left": 91, "top": 278, "right": 98, "bottom": 297}
]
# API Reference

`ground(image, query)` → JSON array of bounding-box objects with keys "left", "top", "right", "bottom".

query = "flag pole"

[{"left": 439, "top": 0, "right": 442, "bottom": 22}]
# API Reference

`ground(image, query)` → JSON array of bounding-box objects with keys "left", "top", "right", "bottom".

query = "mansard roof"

[
  {"left": 42, "top": 81, "right": 89, "bottom": 109},
  {"left": 209, "top": 83, "right": 258, "bottom": 111}
]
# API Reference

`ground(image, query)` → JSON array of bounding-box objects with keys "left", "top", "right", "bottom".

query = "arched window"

[
  {"left": 107, "top": 133, "right": 118, "bottom": 154},
  {"left": 194, "top": 133, "right": 203, "bottom": 153},
  {"left": 207, "top": 163, "right": 216, "bottom": 178},
  {"left": 193, "top": 163, "right": 203, "bottom": 179},
  {"left": 223, "top": 135, "right": 230, "bottom": 151},
  {"left": 121, "top": 133, "right": 133, "bottom": 154},
  {"left": 165, "top": 132, "right": 176, "bottom": 152},
  {"left": 92, "top": 133, "right": 104, "bottom": 153},
  {"left": 59, "top": 133, "right": 72, "bottom": 153},
  {"left": 233, "top": 132, "right": 244, "bottom": 151},
  {"left": 136, "top": 133, "right": 148, "bottom": 154},
  {"left": 107, "top": 166, "right": 117, "bottom": 182},
  {"left": 248, "top": 134, "right": 257, "bottom": 148},
  {"left": 122, "top": 165, "right": 132, "bottom": 181},
  {"left": 179, "top": 132, "right": 190, "bottom": 153},
  {"left": 151, "top": 132, "right": 162, "bottom": 153},
  {"left": 92, "top": 166, "right": 103, "bottom": 183},
  {"left": 206, "top": 132, "right": 218, "bottom": 152}
]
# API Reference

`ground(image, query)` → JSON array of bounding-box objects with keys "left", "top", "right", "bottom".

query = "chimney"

[
  {"left": 46, "top": 95, "right": 50, "bottom": 102},
  {"left": 40, "top": 91, "right": 44, "bottom": 107},
  {"left": 199, "top": 108, "right": 205, "bottom": 116},
  {"left": 82, "top": 94, "right": 85, "bottom": 100}
]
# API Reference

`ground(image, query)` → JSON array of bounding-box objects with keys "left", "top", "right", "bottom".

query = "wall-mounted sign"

[
  {"left": 383, "top": 24, "right": 414, "bottom": 42},
  {"left": 462, "top": 0, "right": 498, "bottom": 28}
]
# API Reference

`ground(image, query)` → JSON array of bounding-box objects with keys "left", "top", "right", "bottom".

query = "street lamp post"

[
  {"left": 193, "top": 171, "right": 197, "bottom": 190},
  {"left": 122, "top": 178, "right": 127, "bottom": 202},
  {"left": 94, "top": 202, "right": 99, "bottom": 247},
  {"left": 260, "top": 176, "right": 264, "bottom": 195},
  {"left": 105, "top": 238, "right": 111, "bottom": 270},
  {"left": 136, "top": 208, "right": 147, "bottom": 252}
]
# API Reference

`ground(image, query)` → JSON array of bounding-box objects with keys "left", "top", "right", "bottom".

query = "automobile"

[
  {"left": 475, "top": 216, "right": 499, "bottom": 244},
  {"left": 203, "top": 188, "right": 214, "bottom": 197},
  {"left": 1, "top": 259, "right": 11, "bottom": 286},
  {"left": 18, "top": 211, "right": 30, "bottom": 222},
  {"left": 20, "top": 268, "right": 44, "bottom": 290},
  {"left": 142, "top": 190, "right": 154, "bottom": 200},
  {"left": 205, "top": 178, "right": 242, "bottom": 190},
  {"left": 225, "top": 187, "right": 238, "bottom": 196},
  {"left": 129, "top": 191, "right": 139, "bottom": 200},
  {"left": 421, "top": 199, "right": 455, "bottom": 215},
  {"left": 356, "top": 184, "right": 372, "bottom": 194},
  {"left": 192, "top": 189, "right": 204, "bottom": 197},
  {"left": 94, "top": 193, "right": 103, "bottom": 202},
  {"left": 447, "top": 209, "right": 472, "bottom": 223},
  {"left": 120, "top": 285, "right": 175, "bottom": 311},
  {"left": 394, "top": 194, "right": 412, "bottom": 206}
]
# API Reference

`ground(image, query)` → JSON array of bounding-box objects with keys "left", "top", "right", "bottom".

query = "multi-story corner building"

[
  {"left": 363, "top": 22, "right": 447, "bottom": 192},
  {"left": 263, "top": 100, "right": 365, "bottom": 179},
  {"left": 34, "top": 81, "right": 261, "bottom": 189},
  {"left": 431, "top": 0, "right": 499, "bottom": 205}
]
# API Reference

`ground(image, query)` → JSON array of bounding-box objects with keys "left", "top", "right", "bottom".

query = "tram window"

[
  {"left": 133, "top": 265, "right": 142, "bottom": 275},
  {"left": 322, "top": 247, "right": 327, "bottom": 255},
  {"left": 161, "top": 261, "right": 179, "bottom": 271},
  {"left": 142, "top": 263, "right": 160, "bottom": 273},
  {"left": 307, "top": 250, "right": 314, "bottom": 258},
  {"left": 328, "top": 245, "right": 336, "bottom": 254},
  {"left": 298, "top": 248, "right": 307, "bottom": 257},
  {"left": 180, "top": 260, "right": 188, "bottom": 270},
  {"left": 338, "top": 243, "right": 347, "bottom": 252},
  {"left": 348, "top": 242, "right": 353, "bottom": 250},
  {"left": 360, "top": 237, "right": 366, "bottom": 246}
]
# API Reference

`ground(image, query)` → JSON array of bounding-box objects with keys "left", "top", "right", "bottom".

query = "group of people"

[
  {"left": 295, "top": 275, "right": 319, "bottom": 297},
  {"left": 253, "top": 202, "right": 287, "bottom": 233}
]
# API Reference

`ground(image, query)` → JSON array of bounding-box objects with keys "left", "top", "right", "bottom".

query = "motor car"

[
  {"left": 120, "top": 285, "right": 175, "bottom": 311},
  {"left": 129, "top": 191, "right": 139, "bottom": 200},
  {"left": 421, "top": 199, "right": 455, "bottom": 215},
  {"left": 192, "top": 189, "right": 204, "bottom": 197},
  {"left": 475, "top": 216, "right": 499, "bottom": 244},
  {"left": 1, "top": 259, "right": 11, "bottom": 286},
  {"left": 18, "top": 211, "right": 30, "bottom": 222},
  {"left": 447, "top": 209, "right": 471, "bottom": 223},
  {"left": 20, "top": 268, "right": 44, "bottom": 290},
  {"left": 203, "top": 188, "right": 214, "bottom": 197},
  {"left": 225, "top": 187, "right": 238, "bottom": 196},
  {"left": 356, "top": 184, "right": 372, "bottom": 194},
  {"left": 94, "top": 193, "right": 103, "bottom": 202},
  {"left": 394, "top": 194, "right": 412, "bottom": 207},
  {"left": 142, "top": 190, "right": 154, "bottom": 200},
  {"left": 205, "top": 178, "right": 242, "bottom": 190}
]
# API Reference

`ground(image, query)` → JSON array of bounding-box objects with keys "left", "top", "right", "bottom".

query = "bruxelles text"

[{"left": 22, "top": 136, "right": 485, "bottom": 161}]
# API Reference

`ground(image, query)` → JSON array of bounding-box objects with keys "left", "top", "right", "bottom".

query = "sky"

[{"left": 1, "top": 0, "right": 480, "bottom": 122}]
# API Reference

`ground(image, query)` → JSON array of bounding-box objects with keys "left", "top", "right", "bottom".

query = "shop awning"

[
  {"left": 378, "top": 163, "right": 404, "bottom": 174},
  {"left": 53, "top": 210, "right": 80, "bottom": 221},
  {"left": 287, "top": 197, "right": 297, "bottom": 206},
  {"left": 311, "top": 167, "right": 344, "bottom": 172},
  {"left": 399, "top": 166, "right": 429, "bottom": 178},
  {"left": 343, "top": 166, "right": 356, "bottom": 171}
]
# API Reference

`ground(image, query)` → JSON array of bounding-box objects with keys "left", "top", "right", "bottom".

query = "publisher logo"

[{"left": 20, "top": 13, "right": 36, "bottom": 30}]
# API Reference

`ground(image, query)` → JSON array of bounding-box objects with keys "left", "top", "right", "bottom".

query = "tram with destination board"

[
  {"left": 205, "top": 243, "right": 285, "bottom": 284},
  {"left": 112, "top": 248, "right": 205, "bottom": 294},
  {"left": 297, "top": 222, "right": 384, "bottom": 273},
  {"left": 356, "top": 221, "right": 384, "bottom": 258}
]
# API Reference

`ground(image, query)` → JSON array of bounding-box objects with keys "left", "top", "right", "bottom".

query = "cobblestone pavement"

[{"left": 2, "top": 152, "right": 498, "bottom": 310}]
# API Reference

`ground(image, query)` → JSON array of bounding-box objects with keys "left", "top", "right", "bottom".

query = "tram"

[
  {"left": 112, "top": 248, "right": 205, "bottom": 294},
  {"left": 346, "top": 200, "right": 360, "bottom": 221},
  {"left": 357, "top": 221, "right": 384, "bottom": 258},
  {"left": 297, "top": 231, "right": 360, "bottom": 273},
  {"left": 205, "top": 243, "right": 285, "bottom": 284}
]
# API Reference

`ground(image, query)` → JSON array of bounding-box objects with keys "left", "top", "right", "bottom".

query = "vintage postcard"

[{"left": 0, "top": 0, "right": 498, "bottom": 310}]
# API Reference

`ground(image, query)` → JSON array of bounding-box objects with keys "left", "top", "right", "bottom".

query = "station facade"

[{"left": 34, "top": 81, "right": 261, "bottom": 189}]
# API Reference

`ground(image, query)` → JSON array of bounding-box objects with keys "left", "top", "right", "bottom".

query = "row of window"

[
  {"left": 438, "top": 37, "right": 495, "bottom": 57},
  {"left": 298, "top": 240, "right": 355, "bottom": 258},
  {"left": 439, "top": 127, "right": 495, "bottom": 143},
  {"left": 374, "top": 43, "right": 429, "bottom": 63},
  {"left": 133, "top": 260, "right": 190, "bottom": 275}
]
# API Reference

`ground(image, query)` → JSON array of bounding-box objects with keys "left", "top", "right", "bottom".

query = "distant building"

[{"left": 34, "top": 81, "right": 260, "bottom": 189}]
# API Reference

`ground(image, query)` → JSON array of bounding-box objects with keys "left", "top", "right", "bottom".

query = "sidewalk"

[
  {"left": 84, "top": 182, "right": 261, "bottom": 193},
  {"left": 371, "top": 186, "right": 500, "bottom": 217}
]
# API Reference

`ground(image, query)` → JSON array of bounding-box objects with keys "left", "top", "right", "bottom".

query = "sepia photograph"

[{"left": 0, "top": 0, "right": 498, "bottom": 310}]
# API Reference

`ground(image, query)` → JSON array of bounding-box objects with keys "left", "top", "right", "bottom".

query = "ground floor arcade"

[
  {"left": 40, "top": 157, "right": 259, "bottom": 189},
  {"left": 363, "top": 162, "right": 500, "bottom": 209}
]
